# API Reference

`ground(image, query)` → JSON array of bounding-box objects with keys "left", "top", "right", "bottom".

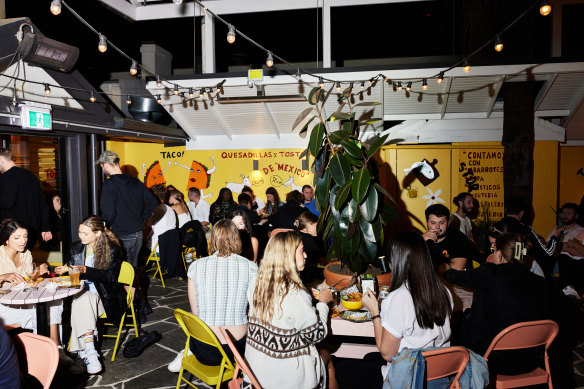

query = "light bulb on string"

[
  {"left": 227, "top": 24, "right": 236, "bottom": 44},
  {"left": 494, "top": 35, "right": 504, "bottom": 52},
  {"left": 318, "top": 77, "right": 324, "bottom": 89},
  {"left": 463, "top": 60, "right": 471, "bottom": 73},
  {"left": 173, "top": 0, "right": 183, "bottom": 4},
  {"left": 173, "top": 84, "right": 179, "bottom": 96},
  {"left": 156, "top": 76, "right": 162, "bottom": 88},
  {"left": 397, "top": 81, "right": 402, "bottom": 90},
  {"left": 422, "top": 79, "right": 428, "bottom": 90},
  {"left": 539, "top": 1, "right": 551, "bottom": 16},
  {"left": 130, "top": 60, "right": 138, "bottom": 75},
  {"left": 44, "top": 83, "right": 51, "bottom": 96},
  {"left": 368, "top": 78, "right": 374, "bottom": 85},
  {"left": 203, "top": 88, "right": 208, "bottom": 96},
  {"left": 89, "top": 91, "right": 96, "bottom": 103},
  {"left": 336, "top": 81, "right": 341, "bottom": 92},
  {"left": 386, "top": 78, "right": 392, "bottom": 85},
  {"left": 97, "top": 34, "right": 107, "bottom": 53},
  {"left": 360, "top": 82, "right": 365, "bottom": 91},
  {"left": 383, "top": 75, "right": 389, "bottom": 83},
  {"left": 406, "top": 82, "right": 412, "bottom": 92},
  {"left": 189, "top": 88, "right": 194, "bottom": 98},
  {"left": 126, "top": 95, "right": 131, "bottom": 105},
  {"left": 295, "top": 68, "right": 302, "bottom": 80},
  {"left": 437, "top": 71, "right": 444, "bottom": 84},
  {"left": 50, "top": 0, "right": 62, "bottom": 15},
  {"left": 156, "top": 95, "right": 162, "bottom": 104},
  {"left": 266, "top": 51, "right": 274, "bottom": 67},
  {"left": 199, "top": 89, "right": 204, "bottom": 98}
]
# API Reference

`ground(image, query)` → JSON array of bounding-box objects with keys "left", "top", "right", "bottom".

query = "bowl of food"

[{"left": 341, "top": 291, "right": 363, "bottom": 310}]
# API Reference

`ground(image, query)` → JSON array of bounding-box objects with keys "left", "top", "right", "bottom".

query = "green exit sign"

[{"left": 20, "top": 104, "right": 52, "bottom": 131}]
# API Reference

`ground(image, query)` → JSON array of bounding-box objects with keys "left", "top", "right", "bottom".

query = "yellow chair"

[
  {"left": 145, "top": 242, "right": 166, "bottom": 288},
  {"left": 181, "top": 245, "right": 195, "bottom": 272},
  {"left": 174, "top": 309, "right": 235, "bottom": 389},
  {"left": 101, "top": 261, "right": 140, "bottom": 361}
]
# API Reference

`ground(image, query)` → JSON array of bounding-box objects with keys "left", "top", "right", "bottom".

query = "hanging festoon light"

[
  {"left": 406, "top": 82, "right": 412, "bottom": 92},
  {"left": 89, "top": 91, "right": 96, "bottom": 103},
  {"left": 156, "top": 76, "right": 162, "bottom": 88},
  {"left": 336, "top": 81, "right": 341, "bottom": 92},
  {"left": 126, "top": 94, "right": 132, "bottom": 105},
  {"left": 368, "top": 77, "right": 374, "bottom": 85},
  {"left": 173, "top": 0, "right": 183, "bottom": 4},
  {"left": 437, "top": 71, "right": 444, "bottom": 84},
  {"left": 156, "top": 95, "right": 162, "bottom": 104},
  {"left": 397, "top": 81, "right": 403, "bottom": 90},
  {"left": 539, "top": 0, "right": 552, "bottom": 16},
  {"left": 227, "top": 24, "right": 236, "bottom": 44},
  {"left": 295, "top": 68, "right": 302, "bottom": 80},
  {"left": 463, "top": 60, "right": 471, "bottom": 73},
  {"left": 189, "top": 88, "right": 194, "bottom": 99},
  {"left": 422, "top": 79, "right": 428, "bottom": 90},
  {"left": 130, "top": 60, "right": 138, "bottom": 75},
  {"left": 50, "top": 0, "right": 62, "bottom": 15},
  {"left": 318, "top": 77, "right": 324, "bottom": 89},
  {"left": 173, "top": 84, "right": 179, "bottom": 95},
  {"left": 266, "top": 51, "right": 274, "bottom": 67},
  {"left": 44, "top": 84, "right": 51, "bottom": 96},
  {"left": 360, "top": 81, "right": 365, "bottom": 91},
  {"left": 199, "top": 89, "right": 204, "bottom": 98},
  {"left": 203, "top": 88, "right": 208, "bottom": 96},
  {"left": 494, "top": 35, "right": 504, "bottom": 52},
  {"left": 97, "top": 34, "right": 107, "bottom": 53}
]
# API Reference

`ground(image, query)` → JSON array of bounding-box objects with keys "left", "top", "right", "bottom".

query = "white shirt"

[
  {"left": 152, "top": 205, "right": 177, "bottom": 251},
  {"left": 451, "top": 213, "right": 473, "bottom": 239},
  {"left": 380, "top": 284, "right": 453, "bottom": 379},
  {"left": 177, "top": 212, "right": 191, "bottom": 228},
  {"left": 187, "top": 199, "right": 210, "bottom": 224}
]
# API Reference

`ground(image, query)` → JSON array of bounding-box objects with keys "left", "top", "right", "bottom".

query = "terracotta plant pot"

[{"left": 323, "top": 262, "right": 391, "bottom": 289}]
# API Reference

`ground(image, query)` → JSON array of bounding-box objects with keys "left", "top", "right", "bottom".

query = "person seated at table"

[
  {"left": 168, "top": 189, "right": 191, "bottom": 228},
  {"left": 357, "top": 231, "right": 453, "bottom": 388},
  {"left": 0, "top": 219, "right": 62, "bottom": 347},
  {"left": 258, "top": 187, "right": 283, "bottom": 220},
  {"left": 268, "top": 190, "right": 306, "bottom": 230},
  {"left": 244, "top": 231, "right": 337, "bottom": 389},
  {"left": 167, "top": 219, "right": 257, "bottom": 373},
  {"left": 230, "top": 210, "right": 258, "bottom": 262},
  {"left": 242, "top": 186, "right": 265, "bottom": 215},
  {"left": 295, "top": 211, "right": 325, "bottom": 285},
  {"left": 55, "top": 215, "right": 126, "bottom": 375},
  {"left": 209, "top": 187, "right": 238, "bottom": 225},
  {"left": 443, "top": 232, "right": 546, "bottom": 374}
]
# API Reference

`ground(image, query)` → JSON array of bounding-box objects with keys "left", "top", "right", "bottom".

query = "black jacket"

[
  {"left": 67, "top": 241, "right": 126, "bottom": 324},
  {"left": 0, "top": 166, "right": 50, "bottom": 232},
  {"left": 268, "top": 202, "right": 306, "bottom": 230},
  {"left": 100, "top": 174, "right": 158, "bottom": 236}
]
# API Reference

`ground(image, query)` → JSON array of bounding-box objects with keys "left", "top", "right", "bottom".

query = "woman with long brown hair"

[
  {"left": 244, "top": 231, "right": 337, "bottom": 389},
  {"left": 55, "top": 215, "right": 126, "bottom": 375}
]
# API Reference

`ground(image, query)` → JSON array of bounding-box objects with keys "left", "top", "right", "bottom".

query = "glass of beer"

[{"left": 69, "top": 266, "right": 80, "bottom": 287}]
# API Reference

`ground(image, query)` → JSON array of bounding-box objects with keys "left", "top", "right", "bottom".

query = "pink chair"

[
  {"left": 219, "top": 327, "right": 262, "bottom": 389},
  {"left": 422, "top": 346, "right": 469, "bottom": 389},
  {"left": 483, "top": 320, "right": 559, "bottom": 389},
  {"left": 13, "top": 332, "right": 59, "bottom": 389}
]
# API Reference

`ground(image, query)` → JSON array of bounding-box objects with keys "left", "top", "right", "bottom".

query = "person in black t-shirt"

[{"left": 422, "top": 204, "right": 476, "bottom": 270}]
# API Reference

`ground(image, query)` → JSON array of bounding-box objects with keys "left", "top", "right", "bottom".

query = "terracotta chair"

[
  {"left": 219, "top": 327, "right": 262, "bottom": 389},
  {"left": 422, "top": 346, "right": 469, "bottom": 389},
  {"left": 13, "top": 332, "right": 59, "bottom": 389},
  {"left": 483, "top": 320, "right": 559, "bottom": 389}
]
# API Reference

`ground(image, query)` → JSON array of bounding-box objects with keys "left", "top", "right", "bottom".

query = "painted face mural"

[{"left": 144, "top": 161, "right": 168, "bottom": 188}]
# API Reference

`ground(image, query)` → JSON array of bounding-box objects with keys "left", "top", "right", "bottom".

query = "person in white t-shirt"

[
  {"left": 186, "top": 188, "right": 210, "bottom": 232},
  {"left": 362, "top": 231, "right": 453, "bottom": 383},
  {"left": 450, "top": 192, "right": 474, "bottom": 240}
]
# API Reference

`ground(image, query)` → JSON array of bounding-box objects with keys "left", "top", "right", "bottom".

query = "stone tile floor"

[{"left": 50, "top": 276, "right": 584, "bottom": 389}]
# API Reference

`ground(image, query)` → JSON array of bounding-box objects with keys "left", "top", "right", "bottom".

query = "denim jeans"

[{"left": 118, "top": 231, "right": 142, "bottom": 267}]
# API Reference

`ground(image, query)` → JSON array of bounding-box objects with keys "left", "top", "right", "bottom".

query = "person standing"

[
  {"left": 186, "top": 188, "right": 210, "bottom": 232},
  {"left": 97, "top": 150, "right": 158, "bottom": 268},
  {"left": 450, "top": 192, "right": 474, "bottom": 240},
  {"left": 302, "top": 185, "right": 320, "bottom": 216},
  {"left": 0, "top": 148, "right": 52, "bottom": 250}
]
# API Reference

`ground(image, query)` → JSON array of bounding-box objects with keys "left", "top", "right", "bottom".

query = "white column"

[
  {"left": 322, "top": 0, "right": 331, "bottom": 68},
  {"left": 202, "top": 12, "right": 216, "bottom": 73}
]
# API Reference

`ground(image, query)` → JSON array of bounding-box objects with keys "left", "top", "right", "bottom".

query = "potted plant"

[{"left": 292, "top": 84, "right": 398, "bottom": 288}]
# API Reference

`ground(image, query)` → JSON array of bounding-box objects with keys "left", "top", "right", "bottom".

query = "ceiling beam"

[
  {"left": 262, "top": 102, "right": 281, "bottom": 139},
  {"left": 99, "top": 0, "right": 137, "bottom": 20},
  {"left": 209, "top": 108, "right": 233, "bottom": 140}
]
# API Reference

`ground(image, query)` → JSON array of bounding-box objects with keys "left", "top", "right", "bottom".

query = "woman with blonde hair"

[
  {"left": 167, "top": 219, "right": 258, "bottom": 373},
  {"left": 244, "top": 231, "right": 337, "bottom": 389},
  {"left": 168, "top": 189, "right": 191, "bottom": 228}
]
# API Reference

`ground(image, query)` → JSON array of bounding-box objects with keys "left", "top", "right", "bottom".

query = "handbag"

[{"left": 123, "top": 330, "right": 161, "bottom": 358}]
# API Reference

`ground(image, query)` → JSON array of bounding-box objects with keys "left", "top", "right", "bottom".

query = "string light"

[
  {"left": 156, "top": 95, "right": 162, "bottom": 104},
  {"left": 383, "top": 75, "right": 389, "bottom": 83},
  {"left": 227, "top": 24, "right": 236, "bottom": 44},
  {"left": 494, "top": 35, "right": 504, "bottom": 52},
  {"left": 295, "top": 68, "right": 301, "bottom": 80},
  {"left": 173, "top": 84, "right": 179, "bottom": 95},
  {"left": 50, "top": 0, "right": 62, "bottom": 15},
  {"left": 360, "top": 81, "right": 365, "bottom": 90},
  {"left": 539, "top": 0, "right": 551, "bottom": 16},
  {"left": 368, "top": 77, "right": 374, "bottom": 85},
  {"left": 199, "top": 89, "right": 204, "bottom": 98},
  {"left": 156, "top": 76, "right": 162, "bottom": 88},
  {"left": 463, "top": 60, "right": 471, "bottom": 73},
  {"left": 44, "top": 83, "right": 51, "bottom": 96},
  {"left": 336, "top": 81, "right": 341, "bottom": 92},
  {"left": 422, "top": 79, "right": 428, "bottom": 90},
  {"left": 173, "top": 0, "right": 183, "bottom": 4},
  {"left": 397, "top": 81, "right": 402, "bottom": 90},
  {"left": 386, "top": 78, "right": 392, "bottom": 85},
  {"left": 128, "top": 60, "right": 138, "bottom": 76},
  {"left": 266, "top": 51, "right": 274, "bottom": 67},
  {"left": 437, "top": 71, "right": 444, "bottom": 84},
  {"left": 406, "top": 82, "right": 412, "bottom": 92},
  {"left": 97, "top": 34, "right": 107, "bottom": 53},
  {"left": 89, "top": 91, "right": 96, "bottom": 103},
  {"left": 189, "top": 88, "right": 194, "bottom": 98},
  {"left": 318, "top": 77, "right": 324, "bottom": 88},
  {"left": 203, "top": 88, "right": 208, "bottom": 96},
  {"left": 126, "top": 94, "right": 131, "bottom": 105}
]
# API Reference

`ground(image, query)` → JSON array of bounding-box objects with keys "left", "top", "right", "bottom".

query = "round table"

[{"left": 0, "top": 279, "right": 84, "bottom": 336}]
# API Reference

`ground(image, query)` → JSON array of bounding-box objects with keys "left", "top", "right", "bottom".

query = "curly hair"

[{"left": 80, "top": 216, "right": 120, "bottom": 270}]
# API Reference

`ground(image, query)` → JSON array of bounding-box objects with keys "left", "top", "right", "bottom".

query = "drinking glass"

[{"left": 69, "top": 267, "right": 80, "bottom": 286}]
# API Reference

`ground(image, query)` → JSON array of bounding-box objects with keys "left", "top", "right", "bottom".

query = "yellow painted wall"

[
  {"left": 559, "top": 146, "right": 584, "bottom": 209},
  {"left": 533, "top": 141, "right": 558, "bottom": 235},
  {"left": 106, "top": 141, "right": 313, "bottom": 202}
]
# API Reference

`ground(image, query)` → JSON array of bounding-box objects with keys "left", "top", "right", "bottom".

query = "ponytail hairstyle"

[
  {"left": 0, "top": 219, "right": 26, "bottom": 246},
  {"left": 80, "top": 216, "right": 120, "bottom": 270},
  {"left": 495, "top": 232, "right": 531, "bottom": 266},
  {"left": 170, "top": 189, "right": 189, "bottom": 215}
]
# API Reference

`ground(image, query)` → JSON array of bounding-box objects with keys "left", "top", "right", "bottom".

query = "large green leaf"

[
  {"left": 358, "top": 235, "right": 378, "bottom": 262},
  {"left": 338, "top": 205, "right": 350, "bottom": 236},
  {"left": 345, "top": 154, "right": 365, "bottom": 167},
  {"left": 312, "top": 145, "right": 328, "bottom": 179},
  {"left": 329, "top": 129, "right": 350, "bottom": 144},
  {"left": 309, "top": 122, "right": 325, "bottom": 157},
  {"left": 352, "top": 167, "right": 371, "bottom": 204},
  {"left": 359, "top": 217, "right": 376, "bottom": 243},
  {"left": 321, "top": 212, "right": 334, "bottom": 240},
  {"left": 298, "top": 117, "right": 316, "bottom": 139},
  {"left": 347, "top": 198, "right": 361, "bottom": 223},
  {"left": 315, "top": 170, "right": 330, "bottom": 211},
  {"left": 330, "top": 111, "right": 351, "bottom": 121},
  {"left": 329, "top": 185, "right": 340, "bottom": 221},
  {"left": 334, "top": 180, "right": 352, "bottom": 210},
  {"left": 371, "top": 215, "right": 382, "bottom": 243},
  {"left": 344, "top": 228, "right": 361, "bottom": 255},
  {"left": 374, "top": 183, "right": 396, "bottom": 204},
  {"left": 359, "top": 186, "right": 378, "bottom": 222},
  {"left": 366, "top": 134, "right": 389, "bottom": 158},
  {"left": 341, "top": 140, "right": 364, "bottom": 161},
  {"left": 380, "top": 200, "right": 399, "bottom": 225},
  {"left": 363, "top": 118, "right": 383, "bottom": 125},
  {"left": 353, "top": 102, "right": 382, "bottom": 107},
  {"left": 329, "top": 154, "right": 351, "bottom": 186},
  {"left": 292, "top": 107, "right": 315, "bottom": 132},
  {"left": 308, "top": 87, "right": 321, "bottom": 105}
]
